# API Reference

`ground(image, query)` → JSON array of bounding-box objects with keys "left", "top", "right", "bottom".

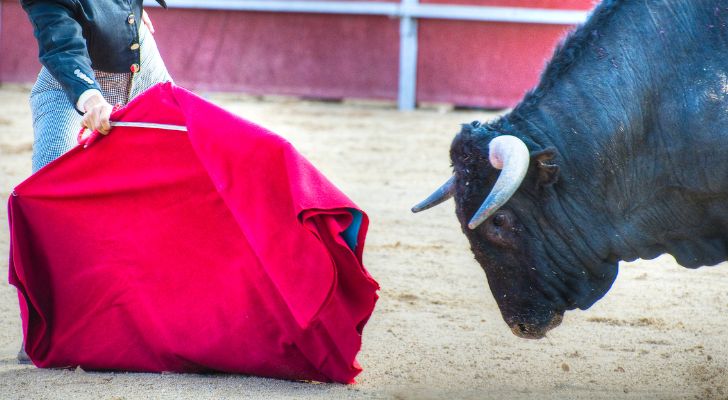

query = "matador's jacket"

[{"left": 21, "top": 0, "right": 167, "bottom": 108}]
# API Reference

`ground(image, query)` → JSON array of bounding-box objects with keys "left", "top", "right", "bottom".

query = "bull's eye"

[{"left": 492, "top": 213, "right": 506, "bottom": 227}]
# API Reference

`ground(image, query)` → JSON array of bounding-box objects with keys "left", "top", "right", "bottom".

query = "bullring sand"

[{"left": 0, "top": 85, "right": 726, "bottom": 399}]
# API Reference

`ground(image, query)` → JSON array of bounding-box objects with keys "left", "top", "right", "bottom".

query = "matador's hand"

[{"left": 81, "top": 93, "right": 113, "bottom": 135}]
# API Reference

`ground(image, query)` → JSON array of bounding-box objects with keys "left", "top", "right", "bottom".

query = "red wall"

[
  {"left": 418, "top": 0, "right": 594, "bottom": 107},
  {"left": 1, "top": 0, "right": 596, "bottom": 108},
  {"left": 150, "top": 9, "right": 400, "bottom": 100},
  {"left": 0, "top": 0, "right": 39, "bottom": 83}
]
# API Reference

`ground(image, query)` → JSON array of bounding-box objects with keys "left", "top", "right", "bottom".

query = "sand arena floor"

[{"left": 1, "top": 85, "right": 727, "bottom": 399}]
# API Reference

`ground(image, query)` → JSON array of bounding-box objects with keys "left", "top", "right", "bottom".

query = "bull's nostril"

[{"left": 517, "top": 323, "right": 528, "bottom": 333}]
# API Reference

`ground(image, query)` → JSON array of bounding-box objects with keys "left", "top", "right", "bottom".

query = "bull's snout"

[{"left": 508, "top": 312, "right": 563, "bottom": 339}]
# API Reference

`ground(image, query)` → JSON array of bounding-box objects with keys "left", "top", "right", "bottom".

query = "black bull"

[{"left": 414, "top": 0, "right": 728, "bottom": 339}]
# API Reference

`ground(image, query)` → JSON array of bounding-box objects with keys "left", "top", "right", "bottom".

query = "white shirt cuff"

[{"left": 76, "top": 89, "right": 103, "bottom": 113}]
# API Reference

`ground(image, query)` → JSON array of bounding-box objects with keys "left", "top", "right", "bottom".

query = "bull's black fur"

[{"left": 449, "top": 0, "right": 728, "bottom": 336}]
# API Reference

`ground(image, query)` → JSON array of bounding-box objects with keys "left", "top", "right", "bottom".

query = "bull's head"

[{"left": 413, "top": 122, "right": 617, "bottom": 339}]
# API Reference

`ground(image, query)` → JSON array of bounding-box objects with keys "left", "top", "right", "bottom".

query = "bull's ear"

[{"left": 531, "top": 147, "right": 559, "bottom": 187}]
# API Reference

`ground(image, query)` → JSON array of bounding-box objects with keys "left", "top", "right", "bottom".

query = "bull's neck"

[{"left": 509, "top": 5, "right": 728, "bottom": 269}]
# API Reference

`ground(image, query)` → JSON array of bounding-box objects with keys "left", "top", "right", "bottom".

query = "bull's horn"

[
  {"left": 468, "top": 135, "right": 529, "bottom": 229},
  {"left": 411, "top": 176, "right": 456, "bottom": 213}
]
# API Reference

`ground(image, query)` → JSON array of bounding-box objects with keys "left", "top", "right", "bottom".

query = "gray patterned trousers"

[{"left": 30, "top": 23, "right": 173, "bottom": 172}]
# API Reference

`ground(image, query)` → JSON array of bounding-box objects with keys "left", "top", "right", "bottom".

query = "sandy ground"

[{"left": 1, "top": 84, "right": 728, "bottom": 400}]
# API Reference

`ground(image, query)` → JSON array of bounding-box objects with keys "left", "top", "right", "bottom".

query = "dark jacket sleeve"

[{"left": 21, "top": 0, "right": 101, "bottom": 111}]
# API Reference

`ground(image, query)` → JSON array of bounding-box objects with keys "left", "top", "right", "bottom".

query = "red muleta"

[{"left": 7, "top": 82, "right": 379, "bottom": 384}]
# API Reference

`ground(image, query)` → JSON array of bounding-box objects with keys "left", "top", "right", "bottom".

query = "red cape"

[{"left": 7, "top": 83, "right": 379, "bottom": 383}]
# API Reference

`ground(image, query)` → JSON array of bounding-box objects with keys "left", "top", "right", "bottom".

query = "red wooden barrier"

[
  {"left": 418, "top": 0, "right": 593, "bottom": 107},
  {"left": 0, "top": 0, "right": 596, "bottom": 108}
]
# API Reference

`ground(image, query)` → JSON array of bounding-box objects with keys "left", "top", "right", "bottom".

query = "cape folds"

[{"left": 7, "top": 83, "right": 379, "bottom": 383}]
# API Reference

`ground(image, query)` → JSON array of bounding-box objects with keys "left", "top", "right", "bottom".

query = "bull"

[{"left": 413, "top": 0, "right": 728, "bottom": 339}]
